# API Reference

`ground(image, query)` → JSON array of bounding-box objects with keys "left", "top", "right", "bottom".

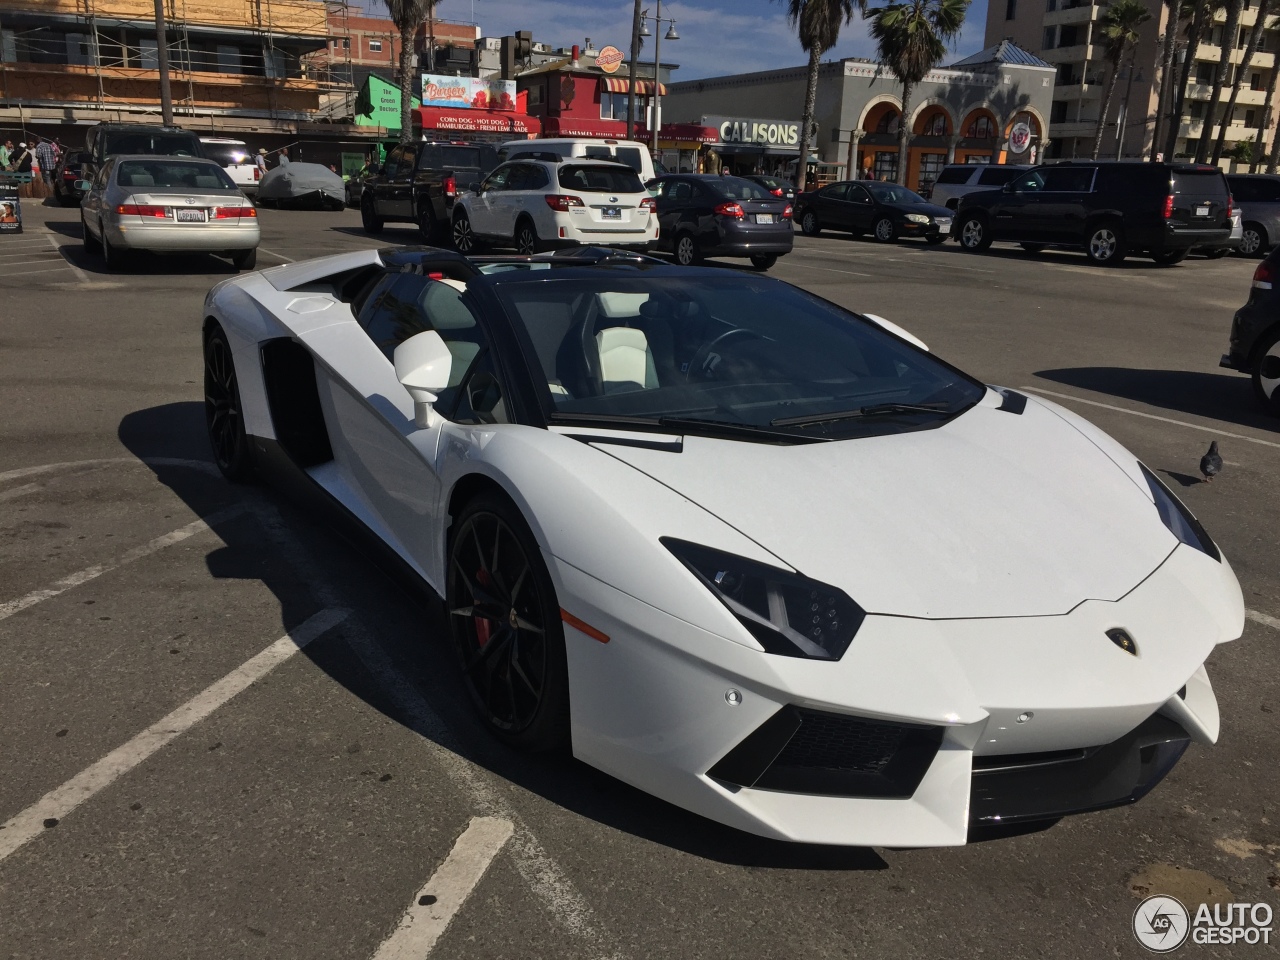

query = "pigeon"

[{"left": 1199, "top": 441, "right": 1222, "bottom": 483}]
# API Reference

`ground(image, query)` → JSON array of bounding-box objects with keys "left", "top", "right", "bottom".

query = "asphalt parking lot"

[{"left": 1, "top": 201, "right": 1277, "bottom": 960}]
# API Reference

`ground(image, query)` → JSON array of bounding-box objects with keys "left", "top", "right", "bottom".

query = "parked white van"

[{"left": 497, "top": 138, "right": 657, "bottom": 183}]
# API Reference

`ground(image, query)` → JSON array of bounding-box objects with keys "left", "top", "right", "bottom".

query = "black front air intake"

[{"left": 708, "top": 706, "right": 944, "bottom": 798}]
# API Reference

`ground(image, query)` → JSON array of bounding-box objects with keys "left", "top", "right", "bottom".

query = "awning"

[
  {"left": 601, "top": 77, "right": 667, "bottom": 96},
  {"left": 414, "top": 106, "right": 541, "bottom": 137}
]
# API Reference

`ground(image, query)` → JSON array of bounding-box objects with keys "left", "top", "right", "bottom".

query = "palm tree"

[
  {"left": 1165, "top": 0, "right": 1225, "bottom": 160},
  {"left": 866, "top": 0, "right": 968, "bottom": 186},
  {"left": 1092, "top": 0, "right": 1151, "bottom": 160},
  {"left": 776, "top": 0, "right": 863, "bottom": 189},
  {"left": 1196, "top": 0, "right": 1243, "bottom": 162},
  {"left": 1149, "top": 0, "right": 1179, "bottom": 160},
  {"left": 1212, "top": 0, "right": 1272, "bottom": 162},
  {"left": 387, "top": 0, "right": 441, "bottom": 144}
]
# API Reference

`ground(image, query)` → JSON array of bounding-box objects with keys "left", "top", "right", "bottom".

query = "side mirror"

[
  {"left": 1002, "top": 181, "right": 1015, "bottom": 194},
  {"left": 394, "top": 330, "right": 453, "bottom": 428},
  {"left": 861, "top": 313, "right": 929, "bottom": 353},
  {"left": 468, "top": 181, "right": 482, "bottom": 194},
  {"left": 74, "top": 179, "right": 92, "bottom": 191}
]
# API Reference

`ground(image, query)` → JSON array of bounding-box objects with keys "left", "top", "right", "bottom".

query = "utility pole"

[{"left": 153, "top": 0, "right": 173, "bottom": 125}]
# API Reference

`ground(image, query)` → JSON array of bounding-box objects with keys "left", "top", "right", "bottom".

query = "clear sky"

[{"left": 360, "top": 0, "right": 991, "bottom": 82}]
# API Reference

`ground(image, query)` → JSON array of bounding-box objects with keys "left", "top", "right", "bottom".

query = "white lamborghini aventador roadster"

[{"left": 202, "top": 245, "right": 1243, "bottom": 847}]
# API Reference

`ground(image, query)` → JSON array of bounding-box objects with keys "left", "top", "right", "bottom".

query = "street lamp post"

[{"left": 639, "top": 4, "right": 679, "bottom": 157}]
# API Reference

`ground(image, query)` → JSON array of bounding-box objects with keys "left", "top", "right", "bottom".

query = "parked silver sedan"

[{"left": 79, "top": 155, "right": 260, "bottom": 271}]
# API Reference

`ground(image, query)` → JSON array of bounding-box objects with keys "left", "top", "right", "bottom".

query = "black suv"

[
  {"left": 82, "top": 122, "right": 203, "bottom": 187},
  {"left": 954, "top": 161, "right": 1232, "bottom": 266},
  {"left": 1222, "top": 246, "right": 1280, "bottom": 413},
  {"left": 361, "top": 141, "right": 498, "bottom": 243}
]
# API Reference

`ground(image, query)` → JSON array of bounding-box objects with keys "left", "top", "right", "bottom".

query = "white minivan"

[{"left": 497, "top": 138, "right": 657, "bottom": 184}]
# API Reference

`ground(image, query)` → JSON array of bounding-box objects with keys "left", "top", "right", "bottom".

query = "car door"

[
  {"left": 303, "top": 271, "right": 498, "bottom": 588},
  {"left": 387, "top": 143, "right": 419, "bottom": 218},
  {"left": 497, "top": 163, "right": 535, "bottom": 238},
  {"left": 655, "top": 178, "right": 691, "bottom": 249},
  {"left": 469, "top": 164, "right": 511, "bottom": 235},
  {"left": 814, "top": 182, "right": 853, "bottom": 228},
  {"left": 988, "top": 168, "right": 1044, "bottom": 241},
  {"left": 846, "top": 184, "right": 877, "bottom": 231},
  {"left": 372, "top": 145, "right": 406, "bottom": 216},
  {"left": 1024, "top": 166, "right": 1096, "bottom": 243},
  {"left": 83, "top": 158, "right": 114, "bottom": 237}
]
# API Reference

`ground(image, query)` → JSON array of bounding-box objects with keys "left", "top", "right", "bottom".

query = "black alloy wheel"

[
  {"left": 674, "top": 232, "right": 700, "bottom": 266},
  {"left": 452, "top": 211, "right": 477, "bottom": 253},
  {"left": 514, "top": 219, "right": 539, "bottom": 255},
  {"left": 203, "top": 326, "right": 255, "bottom": 482},
  {"left": 360, "top": 194, "right": 384, "bottom": 234},
  {"left": 800, "top": 210, "right": 821, "bottom": 236},
  {"left": 958, "top": 214, "right": 991, "bottom": 251},
  {"left": 447, "top": 494, "right": 570, "bottom": 751}
]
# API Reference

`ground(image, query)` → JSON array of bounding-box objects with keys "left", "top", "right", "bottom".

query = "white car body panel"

[{"left": 202, "top": 250, "right": 1245, "bottom": 847}]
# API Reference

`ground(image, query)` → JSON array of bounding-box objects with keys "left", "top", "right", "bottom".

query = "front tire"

[
  {"left": 800, "top": 210, "right": 821, "bottom": 236},
  {"left": 958, "top": 214, "right": 991, "bottom": 251},
  {"left": 360, "top": 195, "right": 384, "bottom": 234},
  {"left": 203, "top": 325, "right": 255, "bottom": 483},
  {"left": 447, "top": 493, "right": 570, "bottom": 752},
  {"left": 1085, "top": 221, "right": 1126, "bottom": 265},
  {"left": 873, "top": 217, "right": 898, "bottom": 243},
  {"left": 1241, "top": 222, "right": 1267, "bottom": 257},
  {"left": 674, "top": 232, "right": 700, "bottom": 266},
  {"left": 750, "top": 253, "right": 778, "bottom": 270},
  {"left": 1251, "top": 327, "right": 1280, "bottom": 415}
]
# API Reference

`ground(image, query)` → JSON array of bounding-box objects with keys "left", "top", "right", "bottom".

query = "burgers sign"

[{"left": 596, "top": 45, "right": 624, "bottom": 74}]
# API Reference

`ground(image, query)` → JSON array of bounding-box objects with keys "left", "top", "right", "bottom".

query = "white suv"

[
  {"left": 929, "top": 163, "right": 1032, "bottom": 210},
  {"left": 200, "top": 138, "right": 260, "bottom": 197},
  {"left": 451, "top": 158, "right": 657, "bottom": 255}
]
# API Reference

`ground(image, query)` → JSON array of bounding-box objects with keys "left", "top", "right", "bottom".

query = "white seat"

[{"left": 596, "top": 326, "right": 657, "bottom": 393}]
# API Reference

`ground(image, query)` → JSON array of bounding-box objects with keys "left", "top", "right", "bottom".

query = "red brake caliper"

[{"left": 474, "top": 567, "right": 493, "bottom": 647}]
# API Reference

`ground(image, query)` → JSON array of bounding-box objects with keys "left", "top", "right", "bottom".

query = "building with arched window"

[{"left": 661, "top": 41, "right": 1054, "bottom": 194}]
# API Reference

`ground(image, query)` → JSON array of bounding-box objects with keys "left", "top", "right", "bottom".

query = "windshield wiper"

[
  {"left": 770, "top": 401, "right": 952, "bottom": 428},
  {"left": 656, "top": 416, "right": 824, "bottom": 443}
]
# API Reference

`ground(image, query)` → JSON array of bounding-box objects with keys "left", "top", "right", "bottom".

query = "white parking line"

[
  {"left": 1021, "top": 385, "right": 1280, "bottom": 450},
  {"left": 0, "top": 607, "right": 349, "bottom": 862},
  {"left": 257, "top": 247, "right": 295, "bottom": 262},
  {"left": 0, "top": 482, "right": 40, "bottom": 503},
  {"left": 371, "top": 816, "right": 515, "bottom": 960},
  {"left": 782, "top": 262, "right": 873, "bottom": 279},
  {"left": 1247, "top": 609, "right": 1280, "bottom": 631},
  {"left": 45, "top": 232, "right": 91, "bottom": 284},
  {"left": 0, "top": 505, "right": 244, "bottom": 623},
  {"left": 0, "top": 257, "right": 69, "bottom": 267}
]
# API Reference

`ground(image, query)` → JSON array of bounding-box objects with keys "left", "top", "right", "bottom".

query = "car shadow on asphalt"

[
  {"left": 1033, "top": 367, "right": 1277, "bottom": 433},
  {"left": 807, "top": 233, "right": 1200, "bottom": 270},
  {"left": 117, "top": 400, "right": 891, "bottom": 872},
  {"left": 41, "top": 216, "right": 240, "bottom": 276}
]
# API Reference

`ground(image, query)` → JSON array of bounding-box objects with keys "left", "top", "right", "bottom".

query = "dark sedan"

[
  {"left": 1222, "top": 244, "right": 1280, "bottom": 414},
  {"left": 745, "top": 174, "right": 797, "bottom": 202},
  {"left": 650, "top": 174, "right": 794, "bottom": 270},
  {"left": 795, "top": 180, "right": 954, "bottom": 244},
  {"left": 52, "top": 150, "right": 90, "bottom": 207}
]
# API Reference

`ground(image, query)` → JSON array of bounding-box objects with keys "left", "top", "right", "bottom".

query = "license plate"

[
  {"left": 176, "top": 208, "right": 207, "bottom": 222},
  {"left": 756, "top": 213, "right": 774, "bottom": 224},
  {"left": 1195, "top": 204, "right": 1210, "bottom": 217},
  {"left": 602, "top": 207, "right": 621, "bottom": 219}
]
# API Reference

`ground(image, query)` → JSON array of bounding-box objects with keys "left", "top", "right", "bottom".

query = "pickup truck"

[{"left": 360, "top": 141, "right": 498, "bottom": 242}]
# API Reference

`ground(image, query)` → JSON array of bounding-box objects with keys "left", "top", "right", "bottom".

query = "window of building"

[
  {"left": 1190, "top": 102, "right": 1206, "bottom": 119},
  {"left": 875, "top": 110, "right": 900, "bottom": 134},
  {"left": 873, "top": 152, "right": 898, "bottom": 181},
  {"left": 369, "top": 39, "right": 383, "bottom": 52},
  {"left": 1254, "top": 72, "right": 1264, "bottom": 90},
  {"left": 65, "top": 33, "right": 95, "bottom": 66},
  {"left": 1005, "top": 0, "right": 1016, "bottom": 19},
  {"left": 967, "top": 115, "right": 994, "bottom": 138},
  {"left": 1246, "top": 109, "right": 1258, "bottom": 127},
  {"left": 1196, "top": 63, "right": 1214, "bottom": 84},
  {"left": 1046, "top": 0, "right": 1057, "bottom": 10},
  {"left": 216, "top": 44, "right": 239, "bottom": 73},
  {"left": 1051, "top": 100, "right": 1069, "bottom": 123},
  {"left": 917, "top": 153, "right": 945, "bottom": 192},
  {"left": 1043, "top": 26, "right": 1057, "bottom": 49},
  {"left": 528, "top": 83, "right": 543, "bottom": 106},
  {"left": 1059, "top": 25, "right": 1079, "bottom": 46},
  {"left": 600, "top": 90, "right": 644, "bottom": 121},
  {"left": 922, "top": 112, "right": 947, "bottom": 136}
]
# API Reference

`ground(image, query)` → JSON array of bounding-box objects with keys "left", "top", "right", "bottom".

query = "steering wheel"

[{"left": 685, "top": 327, "right": 763, "bottom": 381}]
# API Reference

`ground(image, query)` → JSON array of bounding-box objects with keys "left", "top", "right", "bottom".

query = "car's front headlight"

[
  {"left": 905, "top": 213, "right": 931, "bottom": 224},
  {"left": 1139, "top": 463, "right": 1220, "bottom": 561},
  {"left": 662, "top": 538, "right": 865, "bottom": 660}
]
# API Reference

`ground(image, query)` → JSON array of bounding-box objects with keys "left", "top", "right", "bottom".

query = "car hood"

[
  {"left": 602, "top": 396, "right": 1175, "bottom": 619},
  {"left": 886, "top": 201, "right": 954, "bottom": 219}
]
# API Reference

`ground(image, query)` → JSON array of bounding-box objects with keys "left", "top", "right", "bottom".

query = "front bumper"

[
  {"left": 555, "top": 542, "right": 1241, "bottom": 847},
  {"left": 111, "top": 218, "right": 260, "bottom": 252}
]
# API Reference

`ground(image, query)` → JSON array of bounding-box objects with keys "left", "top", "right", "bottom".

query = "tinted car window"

[
  {"left": 102, "top": 131, "right": 201, "bottom": 158},
  {"left": 935, "top": 167, "right": 974, "bottom": 185},
  {"left": 863, "top": 182, "right": 926, "bottom": 204},
  {"left": 558, "top": 164, "right": 644, "bottom": 193},
  {"left": 819, "top": 183, "right": 849, "bottom": 200},
  {"left": 848, "top": 185, "right": 873, "bottom": 203},
  {"left": 710, "top": 177, "right": 772, "bottom": 200},
  {"left": 615, "top": 146, "right": 646, "bottom": 173},
  {"left": 1255, "top": 178, "right": 1280, "bottom": 201},
  {"left": 584, "top": 145, "right": 614, "bottom": 161},
  {"left": 383, "top": 145, "right": 409, "bottom": 178},
  {"left": 116, "top": 159, "right": 235, "bottom": 190},
  {"left": 977, "top": 166, "right": 1021, "bottom": 186},
  {"left": 432, "top": 145, "right": 491, "bottom": 170},
  {"left": 1094, "top": 164, "right": 1164, "bottom": 196},
  {"left": 1040, "top": 167, "right": 1095, "bottom": 192},
  {"left": 505, "top": 164, "right": 538, "bottom": 191},
  {"left": 1172, "top": 169, "right": 1229, "bottom": 197}
]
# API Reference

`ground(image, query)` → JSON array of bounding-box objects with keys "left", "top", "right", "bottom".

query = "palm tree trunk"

[
  {"left": 1094, "top": 57, "right": 1123, "bottom": 160},
  {"left": 1269, "top": 111, "right": 1280, "bottom": 171},
  {"left": 1166, "top": 0, "right": 1210, "bottom": 159},
  {"left": 1252, "top": 50, "right": 1280, "bottom": 171},
  {"left": 626, "top": 0, "right": 642, "bottom": 140},
  {"left": 897, "top": 79, "right": 912, "bottom": 186},
  {"left": 399, "top": 20, "right": 414, "bottom": 144},
  {"left": 1149, "top": 0, "right": 1178, "bottom": 160},
  {"left": 1198, "top": 0, "right": 1244, "bottom": 162},
  {"left": 800, "top": 45, "right": 821, "bottom": 190},
  {"left": 1213, "top": 0, "right": 1270, "bottom": 162}
]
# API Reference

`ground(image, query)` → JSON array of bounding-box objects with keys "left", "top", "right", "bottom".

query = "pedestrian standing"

[
  {"left": 255, "top": 148, "right": 269, "bottom": 176},
  {"left": 13, "top": 143, "right": 33, "bottom": 173},
  {"left": 35, "top": 138, "right": 58, "bottom": 186},
  {"left": 0, "top": 140, "right": 12, "bottom": 170}
]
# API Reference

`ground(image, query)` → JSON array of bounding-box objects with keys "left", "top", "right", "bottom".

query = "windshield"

[
  {"left": 496, "top": 275, "right": 983, "bottom": 441},
  {"left": 116, "top": 160, "right": 236, "bottom": 190},
  {"left": 864, "top": 182, "right": 926, "bottom": 204},
  {"left": 103, "top": 132, "right": 202, "bottom": 158},
  {"left": 558, "top": 164, "right": 645, "bottom": 194}
]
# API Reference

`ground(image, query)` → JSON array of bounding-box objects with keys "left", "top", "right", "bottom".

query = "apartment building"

[{"left": 987, "top": 0, "right": 1280, "bottom": 162}]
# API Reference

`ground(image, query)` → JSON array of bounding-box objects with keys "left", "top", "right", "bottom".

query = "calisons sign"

[{"left": 706, "top": 116, "right": 801, "bottom": 147}]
